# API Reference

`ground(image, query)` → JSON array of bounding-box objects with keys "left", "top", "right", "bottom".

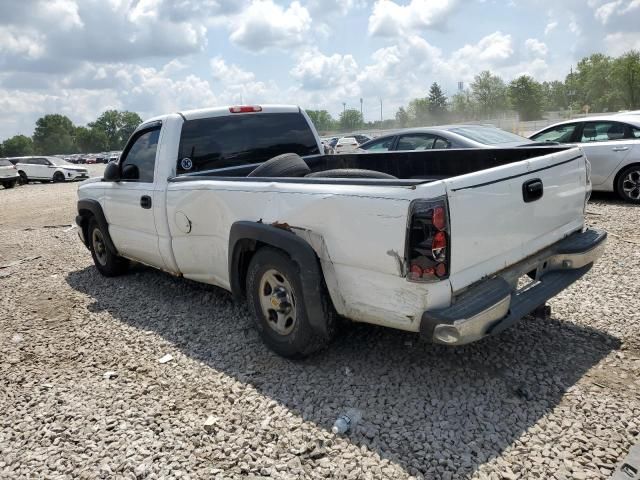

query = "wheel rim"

[
  {"left": 258, "top": 269, "right": 297, "bottom": 335},
  {"left": 622, "top": 169, "right": 640, "bottom": 200},
  {"left": 92, "top": 228, "right": 108, "bottom": 266}
]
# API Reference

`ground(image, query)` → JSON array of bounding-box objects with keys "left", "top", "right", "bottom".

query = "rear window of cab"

[{"left": 176, "top": 112, "right": 319, "bottom": 175}]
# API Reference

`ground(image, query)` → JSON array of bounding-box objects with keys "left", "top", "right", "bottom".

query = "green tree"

[
  {"left": 339, "top": 109, "right": 363, "bottom": 131},
  {"left": 90, "top": 110, "right": 143, "bottom": 150},
  {"left": 542, "top": 80, "right": 568, "bottom": 111},
  {"left": 32, "top": 114, "right": 76, "bottom": 155},
  {"left": 75, "top": 126, "right": 109, "bottom": 153},
  {"left": 428, "top": 82, "right": 448, "bottom": 116},
  {"left": 573, "top": 53, "right": 618, "bottom": 111},
  {"left": 305, "top": 110, "right": 336, "bottom": 132},
  {"left": 407, "top": 97, "right": 430, "bottom": 126},
  {"left": 2, "top": 135, "right": 34, "bottom": 156},
  {"left": 471, "top": 71, "right": 507, "bottom": 118},
  {"left": 508, "top": 75, "right": 544, "bottom": 120},
  {"left": 450, "top": 91, "right": 476, "bottom": 119},
  {"left": 395, "top": 107, "right": 409, "bottom": 128},
  {"left": 612, "top": 50, "right": 640, "bottom": 109}
]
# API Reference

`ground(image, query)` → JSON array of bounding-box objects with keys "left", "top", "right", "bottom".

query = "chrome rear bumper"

[{"left": 421, "top": 228, "right": 607, "bottom": 345}]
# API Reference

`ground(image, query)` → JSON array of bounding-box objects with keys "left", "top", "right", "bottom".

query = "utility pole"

[
  {"left": 342, "top": 102, "right": 346, "bottom": 115},
  {"left": 379, "top": 98, "right": 382, "bottom": 122},
  {"left": 360, "top": 98, "right": 363, "bottom": 118}
]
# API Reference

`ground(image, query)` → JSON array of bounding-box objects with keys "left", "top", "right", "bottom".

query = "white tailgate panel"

[{"left": 445, "top": 149, "right": 587, "bottom": 291}]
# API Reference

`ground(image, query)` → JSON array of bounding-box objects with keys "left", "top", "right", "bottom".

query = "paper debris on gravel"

[
  {"left": 158, "top": 354, "right": 174, "bottom": 364},
  {"left": 103, "top": 371, "right": 118, "bottom": 380}
]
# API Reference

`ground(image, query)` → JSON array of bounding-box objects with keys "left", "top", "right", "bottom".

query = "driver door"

[{"left": 103, "top": 125, "right": 166, "bottom": 269}]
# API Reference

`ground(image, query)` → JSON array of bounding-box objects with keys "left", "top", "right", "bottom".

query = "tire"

[
  {"left": 306, "top": 168, "right": 398, "bottom": 179},
  {"left": 53, "top": 171, "right": 66, "bottom": 183},
  {"left": 88, "top": 218, "right": 129, "bottom": 277},
  {"left": 3, "top": 180, "right": 17, "bottom": 189},
  {"left": 18, "top": 171, "right": 28, "bottom": 185},
  {"left": 247, "top": 153, "right": 310, "bottom": 178},
  {"left": 246, "top": 247, "right": 334, "bottom": 358},
  {"left": 615, "top": 165, "right": 640, "bottom": 204}
]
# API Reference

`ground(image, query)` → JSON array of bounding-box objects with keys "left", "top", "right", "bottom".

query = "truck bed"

[{"left": 171, "top": 146, "right": 572, "bottom": 184}]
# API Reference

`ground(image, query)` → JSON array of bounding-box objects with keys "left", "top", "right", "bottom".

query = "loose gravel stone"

[{"left": 0, "top": 171, "right": 639, "bottom": 479}]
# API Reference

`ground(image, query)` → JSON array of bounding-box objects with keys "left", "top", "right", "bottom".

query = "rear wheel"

[
  {"left": 4, "top": 180, "right": 17, "bottom": 189},
  {"left": 88, "top": 218, "right": 129, "bottom": 277},
  {"left": 246, "top": 247, "right": 333, "bottom": 358},
  {"left": 616, "top": 165, "right": 640, "bottom": 204},
  {"left": 18, "top": 171, "right": 28, "bottom": 185}
]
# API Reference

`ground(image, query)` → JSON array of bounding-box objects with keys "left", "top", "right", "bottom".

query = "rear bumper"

[
  {"left": 1, "top": 174, "right": 19, "bottom": 181},
  {"left": 420, "top": 228, "right": 607, "bottom": 345}
]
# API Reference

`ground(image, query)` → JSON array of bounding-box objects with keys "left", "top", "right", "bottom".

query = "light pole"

[
  {"left": 360, "top": 98, "right": 363, "bottom": 118},
  {"left": 342, "top": 102, "right": 346, "bottom": 114},
  {"left": 379, "top": 98, "right": 382, "bottom": 122}
]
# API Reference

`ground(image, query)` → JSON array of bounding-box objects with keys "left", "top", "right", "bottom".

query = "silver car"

[
  {"left": 358, "top": 125, "right": 533, "bottom": 153},
  {"left": 0, "top": 158, "right": 20, "bottom": 189},
  {"left": 530, "top": 115, "right": 640, "bottom": 203}
]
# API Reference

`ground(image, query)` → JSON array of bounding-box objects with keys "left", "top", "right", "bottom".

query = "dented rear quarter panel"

[{"left": 166, "top": 179, "right": 452, "bottom": 332}]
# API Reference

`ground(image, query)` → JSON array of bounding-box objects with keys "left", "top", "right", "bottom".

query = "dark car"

[{"left": 359, "top": 125, "right": 532, "bottom": 152}]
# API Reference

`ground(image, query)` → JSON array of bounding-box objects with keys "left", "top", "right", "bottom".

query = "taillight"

[
  {"left": 406, "top": 198, "right": 450, "bottom": 282},
  {"left": 229, "top": 105, "right": 262, "bottom": 113}
]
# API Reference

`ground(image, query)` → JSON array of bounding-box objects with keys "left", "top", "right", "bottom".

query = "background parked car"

[
  {"left": 0, "top": 158, "right": 20, "bottom": 188},
  {"left": 14, "top": 156, "right": 89, "bottom": 183},
  {"left": 530, "top": 115, "right": 640, "bottom": 203},
  {"left": 335, "top": 136, "right": 360, "bottom": 153},
  {"left": 358, "top": 125, "right": 533, "bottom": 152},
  {"left": 353, "top": 134, "right": 371, "bottom": 145}
]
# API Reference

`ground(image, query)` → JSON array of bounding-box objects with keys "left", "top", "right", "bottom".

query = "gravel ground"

[{"left": 1, "top": 171, "right": 639, "bottom": 480}]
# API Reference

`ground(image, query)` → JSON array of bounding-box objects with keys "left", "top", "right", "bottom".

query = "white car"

[
  {"left": 334, "top": 136, "right": 359, "bottom": 154},
  {"left": 530, "top": 115, "right": 640, "bottom": 203},
  {"left": 75, "top": 104, "right": 606, "bottom": 358},
  {"left": 0, "top": 158, "right": 20, "bottom": 188},
  {"left": 15, "top": 156, "right": 89, "bottom": 183}
]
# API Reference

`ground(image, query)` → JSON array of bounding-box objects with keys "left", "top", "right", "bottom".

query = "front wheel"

[
  {"left": 616, "top": 165, "right": 640, "bottom": 204},
  {"left": 88, "top": 218, "right": 129, "bottom": 277},
  {"left": 2, "top": 180, "right": 16, "bottom": 189},
  {"left": 246, "top": 247, "right": 333, "bottom": 358},
  {"left": 53, "top": 172, "right": 66, "bottom": 182}
]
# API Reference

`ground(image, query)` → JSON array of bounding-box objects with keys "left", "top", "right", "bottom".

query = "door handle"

[
  {"left": 522, "top": 178, "right": 543, "bottom": 203},
  {"left": 140, "top": 195, "right": 152, "bottom": 209},
  {"left": 612, "top": 146, "right": 629, "bottom": 152}
]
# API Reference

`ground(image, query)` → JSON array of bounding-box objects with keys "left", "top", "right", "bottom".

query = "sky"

[{"left": 0, "top": 0, "right": 639, "bottom": 139}]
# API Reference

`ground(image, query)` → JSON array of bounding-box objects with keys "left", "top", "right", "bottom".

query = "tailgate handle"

[{"left": 523, "top": 179, "right": 543, "bottom": 203}]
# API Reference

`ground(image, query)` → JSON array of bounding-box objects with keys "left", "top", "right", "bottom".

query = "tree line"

[
  {"left": 307, "top": 49, "right": 640, "bottom": 133},
  {"left": 0, "top": 110, "right": 143, "bottom": 158}
]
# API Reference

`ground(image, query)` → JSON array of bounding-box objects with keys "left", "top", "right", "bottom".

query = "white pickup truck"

[{"left": 76, "top": 105, "right": 606, "bottom": 357}]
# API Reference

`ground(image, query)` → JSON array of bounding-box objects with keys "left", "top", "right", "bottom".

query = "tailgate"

[{"left": 444, "top": 147, "right": 588, "bottom": 291}]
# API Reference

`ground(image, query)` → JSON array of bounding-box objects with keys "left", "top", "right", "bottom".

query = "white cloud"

[
  {"left": 544, "top": 21, "right": 558, "bottom": 35},
  {"left": 290, "top": 49, "right": 359, "bottom": 90},
  {"left": 211, "top": 56, "right": 256, "bottom": 84},
  {"left": 0, "top": 27, "right": 45, "bottom": 59},
  {"left": 229, "top": 0, "right": 312, "bottom": 52},
  {"left": 368, "top": 0, "right": 458, "bottom": 37},
  {"left": 306, "top": 0, "right": 365, "bottom": 17},
  {"left": 525, "top": 38, "right": 548, "bottom": 57},
  {"left": 604, "top": 31, "right": 640, "bottom": 56}
]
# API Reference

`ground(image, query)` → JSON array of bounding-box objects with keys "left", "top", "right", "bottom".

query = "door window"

[
  {"left": 433, "top": 137, "right": 451, "bottom": 149},
  {"left": 361, "top": 136, "right": 394, "bottom": 152},
  {"left": 120, "top": 128, "right": 160, "bottom": 182},
  {"left": 580, "top": 122, "right": 628, "bottom": 143},
  {"left": 630, "top": 126, "right": 640, "bottom": 139},
  {"left": 397, "top": 134, "right": 436, "bottom": 150},
  {"left": 531, "top": 124, "right": 578, "bottom": 143}
]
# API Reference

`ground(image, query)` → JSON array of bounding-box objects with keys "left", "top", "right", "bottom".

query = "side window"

[
  {"left": 433, "top": 137, "right": 451, "bottom": 149},
  {"left": 361, "top": 137, "right": 394, "bottom": 152},
  {"left": 580, "top": 122, "right": 627, "bottom": 143},
  {"left": 632, "top": 126, "right": 640, "bottom": 139},
  {"left": 120, "top": 128, "right": 160, "bottom": 182},
  {"left": 397, "top": 134, "right": 436, "bottom": 151},
  {"left": 532, "top": 124, "right": 578, "bottom": 143},
  {"left": 38, "top": 158, "right": 51, "bottom": 166}
]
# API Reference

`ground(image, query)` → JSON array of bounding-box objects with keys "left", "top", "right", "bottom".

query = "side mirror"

[
  {"left": 121, "top": 164, "right": 139, "bottom": 180},
  {"left": 103, "top": 161, "right": 121, "bottom": 182}
]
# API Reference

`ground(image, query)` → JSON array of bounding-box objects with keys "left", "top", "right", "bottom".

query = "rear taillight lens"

[{"left": 406, "top": 198, "right": 450, "bottom": 282}]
